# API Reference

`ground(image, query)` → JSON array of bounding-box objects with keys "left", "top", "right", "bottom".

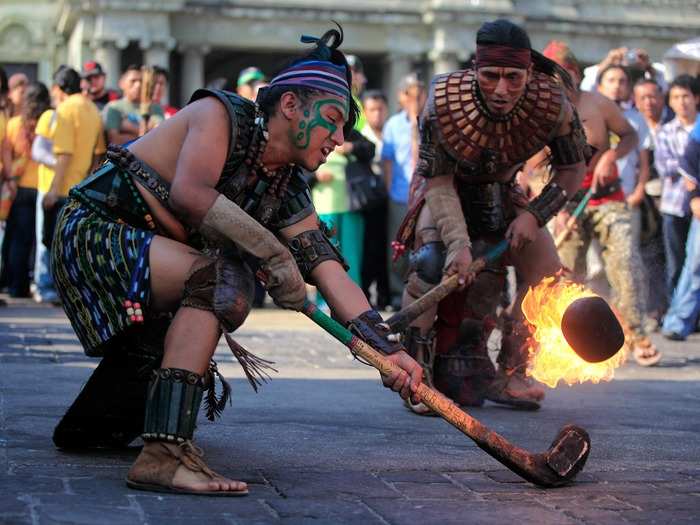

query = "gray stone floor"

[{"left": 0, "top": 301, "right": 699, "bottom": 524}]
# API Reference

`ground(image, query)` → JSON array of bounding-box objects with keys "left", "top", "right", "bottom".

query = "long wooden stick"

[
  {"left": 382, "top": 240, "right": 509, "bottom": 334},
  {"left": 302, "top": 300, "right": 590, "bottom": 487}
]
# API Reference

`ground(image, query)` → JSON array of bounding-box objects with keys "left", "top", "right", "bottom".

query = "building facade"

[{"left": 1, "top": 0, "right": 699, "bottom": 110}]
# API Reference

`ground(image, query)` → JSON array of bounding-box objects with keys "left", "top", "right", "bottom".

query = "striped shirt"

[{"left": 655, "top": 117, "right": 696, "bottom": 217}]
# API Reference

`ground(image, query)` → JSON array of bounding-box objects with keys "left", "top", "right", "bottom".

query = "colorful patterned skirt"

[{"left": 52, "top": 200, "right": 155, "bottom": 356}]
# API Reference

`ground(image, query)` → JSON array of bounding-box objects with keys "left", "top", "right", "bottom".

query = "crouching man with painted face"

[
  {"left": 50, "top": 28, "right": 422, "bottom": 496},
  {"left": 394, "top": 19, "right": 588, "bottom": 414}
]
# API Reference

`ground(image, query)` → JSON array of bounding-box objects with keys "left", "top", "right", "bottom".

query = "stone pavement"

[{"left": 0, "top": 300, "right": 699, "bottom": 524}]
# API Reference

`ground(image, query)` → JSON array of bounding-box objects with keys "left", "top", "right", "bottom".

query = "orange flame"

[{"left": 521, "top": 276, "right": 627, "bottom": 388}]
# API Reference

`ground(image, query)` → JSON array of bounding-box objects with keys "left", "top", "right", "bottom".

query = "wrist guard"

[
  {"left": 526, "top": 182, "right": 568, "bottom": 227},
  {"left": 348, "top": 310, "right": 402, "bottom": 355},
  {"left": 287, "top": 228, "right": 348, "bottom": 283}
]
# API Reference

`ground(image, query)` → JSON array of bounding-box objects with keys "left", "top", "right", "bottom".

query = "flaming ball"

[{"left": 561, "top": 296, "right": 625, "bottom": 363}]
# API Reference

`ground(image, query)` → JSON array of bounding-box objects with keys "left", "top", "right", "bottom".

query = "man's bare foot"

[
  {"left": 126, "top": 441, "right": 248, "bottom": 496},
  {"left": 633, "top": 337, "right": 662, "bottom": 367}
]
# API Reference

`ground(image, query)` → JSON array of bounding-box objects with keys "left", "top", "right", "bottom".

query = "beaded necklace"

[{"left": 239, "top": 113, "right": 295, "bottom": 225}]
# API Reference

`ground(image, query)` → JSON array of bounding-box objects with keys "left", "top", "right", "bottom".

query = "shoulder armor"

[
  {"left": 274, "top": 168, "right": 315, "bottom": 229},
  {"left": 430, "top": 69, "right": 565, "bottom": 170}
]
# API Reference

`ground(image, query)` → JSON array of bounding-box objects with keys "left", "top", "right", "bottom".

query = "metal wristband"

[
  {"left": 348, "top": 310, "right": 402, "bottom": 355},
  {"left": 527, "top": 182, "right": 568, "bottom": 227}
]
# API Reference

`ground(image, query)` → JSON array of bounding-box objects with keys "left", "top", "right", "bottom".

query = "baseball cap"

[
  {"left": 82, "top": 61, "right": 105, "bottom": 79},
  {"left": 237, "top": 67, "right": 265, "bottom": 88}
]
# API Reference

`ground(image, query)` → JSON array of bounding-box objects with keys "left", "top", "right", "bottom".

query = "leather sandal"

[{"left": 126, "top": 441, "right": 248, "bottom": 497}]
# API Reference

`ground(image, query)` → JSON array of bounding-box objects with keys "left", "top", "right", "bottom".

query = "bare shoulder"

[
  {"left": 582, "top": 91, "right": 618, "bottom": 115},
  {"left": 179, "top": 96, "right": 231, "bottom": 134}
]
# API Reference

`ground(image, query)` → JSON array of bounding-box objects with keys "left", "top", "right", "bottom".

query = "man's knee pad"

[
  {"left": 181, "top": 256, "right": 254, "bottom": 332},
  {"left": 409, "top": 241, "right": 446, "bottom": 284}
]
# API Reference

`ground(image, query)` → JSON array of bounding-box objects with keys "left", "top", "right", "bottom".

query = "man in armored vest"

[
  {"left": 50, "top": 28, "right": 423, "bottom": 496},
  {"left": 394, "top": 19, "right": 588, "bottom": 414}
]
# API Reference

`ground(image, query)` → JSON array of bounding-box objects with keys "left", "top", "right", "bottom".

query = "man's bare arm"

[
  {"left": 280, "top": 213, "right": 371, "bottom": 322},
  {"left": 168, "top": 98, "right": 230, "bottom": 226},
  {"left": 601, "top": 95, "right": 638, "bottom": 160}
]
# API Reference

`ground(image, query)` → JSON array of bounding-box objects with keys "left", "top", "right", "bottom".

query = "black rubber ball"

[{"left": 561, "top": 296, "right": 625, "bottom": 363}]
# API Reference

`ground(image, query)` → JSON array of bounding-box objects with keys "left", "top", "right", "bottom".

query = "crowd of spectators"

[
  {"left": 0, "top": 61, "right": 175, "bottom": 304},
  {"left": 0, "top": 42, "right": 698, "bottom": 350}
]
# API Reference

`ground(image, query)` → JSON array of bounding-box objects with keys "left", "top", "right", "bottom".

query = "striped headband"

[{"left": 268, "top": 60, "right": 350, "bottom": 100}]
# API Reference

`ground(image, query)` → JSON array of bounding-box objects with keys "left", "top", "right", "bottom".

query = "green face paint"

[{"left": 293, "top": 97, "right": 349, "bottom": 150}]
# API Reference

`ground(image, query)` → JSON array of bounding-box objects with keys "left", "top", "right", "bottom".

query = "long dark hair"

[
  {"left": 476, "top": 19, "right": 575, "bottom": 92},
  {"left": 257, "top": 24, "right": 360, "bottom": 137},
  {"left": 22, "top": 81, "right": 51, "bottom": 122}
]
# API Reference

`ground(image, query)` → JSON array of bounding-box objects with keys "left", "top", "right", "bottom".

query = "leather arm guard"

[
  {"left": 549, "top": 109, "right": 592, "bottom": 166},
  {"left": 425, "top": 184, "right": 471, "bottom": 268},
  {"left": 200, "top": 194, "right": 306, "bottom": 310},
  {"left": 348, "top": 310, "right": 402, "bottom": 355},
  {"left": 200, "top": 194, "right": 286, "bottom": 260},
  {"left": 287, "top": 228, "right": 348, "bottom": 283},
  {"left": 526, "top": 182, "right": 569, "bottom": 227}
]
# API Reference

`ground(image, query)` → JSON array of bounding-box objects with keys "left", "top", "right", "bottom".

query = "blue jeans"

[
  {"left": 662, "top": 213, "right": 691, "bottom": 301},
  {"left": 33, "top": 190, "right": 58, "bottom": 301},
  {"left": 662, "top": 217, "right": 700, "bottom": 338}
]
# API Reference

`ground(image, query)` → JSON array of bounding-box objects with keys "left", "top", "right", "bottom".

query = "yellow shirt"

[
  {"left": 52, "top": 94, "right": 106, "bottom": 196},
  {"left": 5, "top": 115, "right": 38, "bottom": 189},
  {"left": 35, "top": 109, "right": 56, "bottom": 193}
]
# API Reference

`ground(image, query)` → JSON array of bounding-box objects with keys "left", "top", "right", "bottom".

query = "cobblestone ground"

[{"left": 0, "top": 300, "right": 699, "bottom": 524}]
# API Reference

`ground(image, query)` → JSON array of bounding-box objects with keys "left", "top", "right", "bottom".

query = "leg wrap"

[
  {"left": 181, "top": 256, "right": 254, "bottom": 333},
  {"left": 497, "top": 316, "right": 532, "bottom": 371},
  {"left": 143, "top": 368, "right": 204, "bottom": 443},
  {"left": 434, "top": 318, "right": 495, "bottom": 406},
  {"left": 404, "top": 327, "right": 436, "bottom": 386}
]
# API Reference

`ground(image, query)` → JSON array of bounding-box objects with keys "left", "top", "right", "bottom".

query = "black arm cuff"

[
  {"left": 348, "top": 310, "right": 402, "bottom": 355},
  {"left": 526, "top": 182, "right": 569, "bottom": 227},
  {"left": 287, "top": 227, "right": 348, "bottom": 283},
  {"left": 549, "top": 109, "right": 593, "bottom": 166}
]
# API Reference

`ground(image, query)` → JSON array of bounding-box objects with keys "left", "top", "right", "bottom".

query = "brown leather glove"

[{"left": 261, "top": 249, "right": 306, "bottom": 310}]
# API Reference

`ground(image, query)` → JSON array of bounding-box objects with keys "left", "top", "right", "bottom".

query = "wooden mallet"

[{"left": 303, "top": 300, "right": 591, "bottom": 487}]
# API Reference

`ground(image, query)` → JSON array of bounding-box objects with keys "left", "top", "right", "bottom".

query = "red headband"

[{"left": 475, "top": 44, "right": 531, "bottom": 69}]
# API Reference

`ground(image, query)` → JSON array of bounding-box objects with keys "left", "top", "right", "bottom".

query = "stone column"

[
  {"left": 94, "top": 41, "right": 121, "bottom": 91},
  {"left": 181, "top": 45, "right": 208, "bottom": 103},
  {"left": 383, "top": 53, "right": 413, "bottom": 114},
  {"left": 430, "top": 50, "right": 459, "bottom": 76},
  {"left": 144, "top": 43, "right": 169, "bottom": 69}
]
